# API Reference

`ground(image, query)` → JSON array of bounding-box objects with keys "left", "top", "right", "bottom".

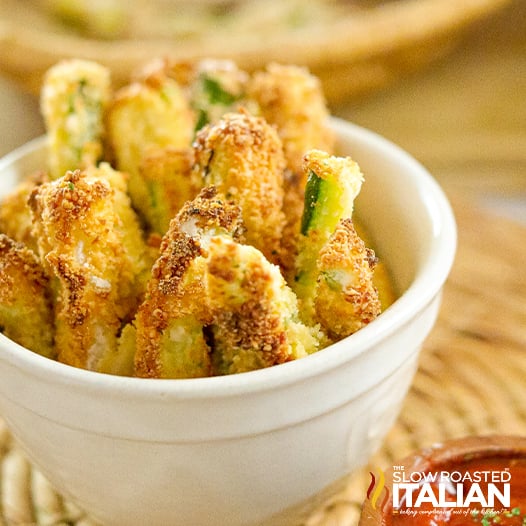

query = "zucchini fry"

[
  {"left": 353, "top": 220, "right": 397, "bottom": 311},
  {"left": 46, "top": 0, "right": 128, "bottom": 39},
  {"left": 315, "top": 219, "right": 381, "bottom": 341},
  {"left": 29, "top": 169, "right": 144, "bottom": 374},
  {"left": 40, "top": 59, "right": 111, "bottom": 179},
  {"left": 247, "top": 63, "right": 334, "bottom": 271},
  {"left": 0, "top": 234, "right": 55, "bottom": 358},
  {"left": 206, "top": 236, "right": 321, "bottom": 376},
  {"left": 189, "top": 59, "right": 253, "bottom": 132},
  {"left": 134, "top": 186, "right": 245, "bottom": 379},
  {"left": 193, "top": 110, "right": 286, "bottom": 264},
  {"left": 0, "top": 172, "right": 47, "bottom": 253},
  {"left": 294, "top": 149, "right": 364, "bottom": 322},
  {"left": 138, "top": 146, "right": 198, "bottom": 235},
  {"left": 106, "top": 70, "right": 195, "bottom": 227},
  {"left": 247, "top": 62, "right": 334, "bottom": 177}
]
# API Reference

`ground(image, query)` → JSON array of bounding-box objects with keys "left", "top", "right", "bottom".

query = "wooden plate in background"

[{"left": 0, "top": 0, "right": 512, "bottom": 102}]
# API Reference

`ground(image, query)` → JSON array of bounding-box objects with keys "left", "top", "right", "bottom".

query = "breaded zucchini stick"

[
  {"left": 138, "top": 146, "right": 198, "bottom": 235},
  {"left": 46, "top": 0, "right": 128, "bottom": 39},
  {"left": 206, "top": 236, "right": 320, "bottom": 376},
  {"left": 84, "top": 162, "right": 151, "bottom": 299},
  {"left": 40, "top": 59, "right": 111, "bottom": 179},
  {"left": 315, "top": 219, "right": 381, "bottom": 341},
  {"left": 189, "top": 59, "right": 253, "bottom": 132},
  {"left": 29, "top": 169, "right": 144, "bottom": 374},
  {"left": 106, "top": 70, "right": 195, "bottom": 227},
  {"left": 193, "top": 110, "right": 286, "bottom": 264},
  {"left": 0, "top": 172, "right": 47, "bottom": 253},
  {"left": 135, "top": 58, "right": 253, "bottom": 133},
  {"left": 134, "top": 186, "right": 245, "bottom": 379},
  {"left": 294, "top": 149, "right": 365, "bottom": 322},
  {"left": 353, "top": 220, "right": 397, "bottom": 311},
  {"left": 247, "top": 63, "right": 334, "bottom": 177},
  {"left": 247, "top": 63, "right": 335, "bottom": 270},
  {"left": 0, "top": 234, "right": 55, "bottom": 358}
]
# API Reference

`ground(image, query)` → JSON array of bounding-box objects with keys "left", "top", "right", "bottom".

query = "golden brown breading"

[
  {"left": 138, "top": 146, "right": 199, "bottom": 235},
  {"left": 279, "top": 173, "right": 306, "bottom": 281},
  {"left": 353, "top": 218, "right": 397, "bottom": 311},
  {"left": 106, "top": 71, "right": 195, "bottom": 226},
  {"left": 206, "top": 236, "right": 320, "bottom": 375},
  {"left": 0, "top": 234, "right": 55, "bottom": 358},
  {"left": 188, "top": 59, "right": 255, "bottom": 131},
  {"left": 193, "top": 110, "right": 286, "bottom": 264},
  {"left": 132, "top": 57, "right": 197, "bottom": 88},
  {"left": 247, "top": 64, "right": 335, "bottom": 269},
  {"left": 247, "top": 63, "right": 334, "bottom": 176},
  {"left": 0, "top": 172, "right": 48, "bottom": 253},
  {"left": 40, "top": 59, "right": 111, "bottom": 179},
  {"left": 29, "top": 169, "right": 143, "bottom": 373},
  {"left": 314, "top": 218, "right": 381, "bottom": 341},
  {"left": 134, "top": 186, "right": 245, "bottom": 378},
  {"left": 293, "top": 149, "right": 364, "bottom": 322}
]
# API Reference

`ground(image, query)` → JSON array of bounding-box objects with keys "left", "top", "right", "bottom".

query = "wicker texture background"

[{"left": 1, "top": 198, "right": 525, "bottom": 525}]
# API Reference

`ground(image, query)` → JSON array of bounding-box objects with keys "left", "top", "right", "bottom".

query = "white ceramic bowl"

[{"left": 0, "top": 119, "right": 456, "bottom": 526}]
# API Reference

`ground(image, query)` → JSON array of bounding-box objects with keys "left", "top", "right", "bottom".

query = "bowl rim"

[{"left": 0, "top": 119, "right": 457, "bottom": 399}]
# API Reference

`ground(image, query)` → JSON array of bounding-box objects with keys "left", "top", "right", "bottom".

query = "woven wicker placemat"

[{"left": 1, "top": 196, "right": 525, "bottom": 525}]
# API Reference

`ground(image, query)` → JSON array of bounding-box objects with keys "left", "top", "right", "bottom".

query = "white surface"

[{"left": 0, "top": 120, "right": 455, "bottom": 526}]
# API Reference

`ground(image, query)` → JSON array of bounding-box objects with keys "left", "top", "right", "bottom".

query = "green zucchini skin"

[
  {"left": 293, "top": 150, "right": 365, "bottom": 322},
  {"left": 300, "top": 170, "right": 322, "bottom": 235}
]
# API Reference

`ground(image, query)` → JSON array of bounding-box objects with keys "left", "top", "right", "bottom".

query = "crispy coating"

[
  {"left": 193, "top": 110, "right": 286, "bottom": 264},
  {"left": 84, "top": 162, "right": 151, "bottom": 299},
  {"left": 0, "top": 57, "right": 394, "bottom": 378},
  {"left": 247, "top": 63, "right": 334, "bottom": 177},
  {"left": 106, "top": 71, "right": 195, "bottom": 226},
  {"left": 138, "top": 146, "right": 199, "bottom": 235},
  {"left": 314, "top": 219, "right": 381, "bottom": 341},
  {"left": 133, "top": 57, "right": 197, "bottom": 87},
  {"left": 353, "top": 219, "right": 397, "bottom": 311},
  {"left": 206, "top": 236, "right": 320, "bottom": 375},
  {"left": 301, "top": 149, "right": 364, "bottom": 233},
  {"left": 29, "top": 169, "right": 145, "bottom": 374},
  {"left": 134, "top": 186, "right": 245, "bottom": 378},
  {"left": 0, "top": 172, "right": 48, "bottom": 253},
  {"left": 135, "top": 58, "right": 252, "bottom": 117},
  {"left": 0, "top": 234, "right": 55, "bottom": 358},
  {"left": 247, "top": 64, "right": 335, "bottom": 270},
  {"left": 40, "top": 59, "right": 111, "bottom": 179},
  {"left": 294, "top": 150, "right": 364, "bottom": 321}
]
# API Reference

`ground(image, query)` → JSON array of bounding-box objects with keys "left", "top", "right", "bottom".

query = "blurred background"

[
  {"left": 336, "top": 0, "right": 526, "bottom": 224},
  {"left": 1, "top": 0, "right": 524, "bottom": 224}
]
